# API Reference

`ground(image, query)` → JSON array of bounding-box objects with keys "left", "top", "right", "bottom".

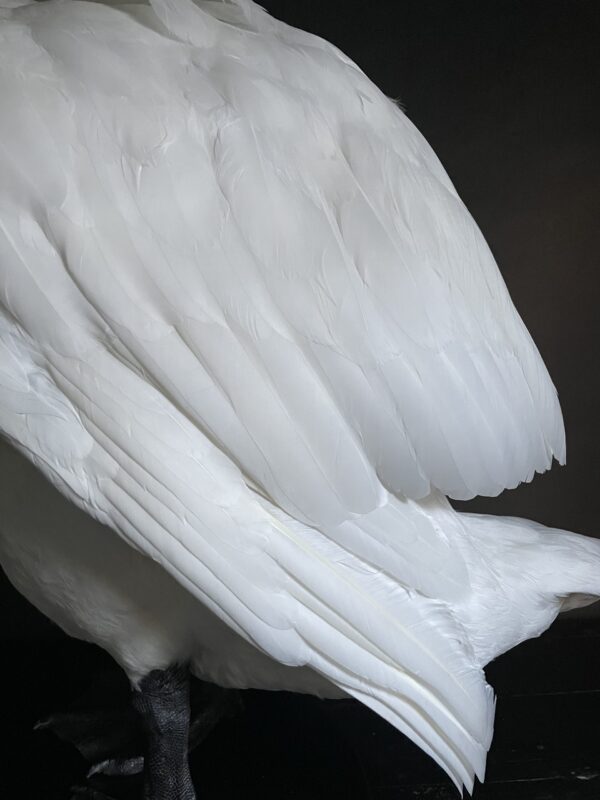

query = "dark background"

[
  {"left": 1, "top": 2, "right": 599, "bottom": 799},
  {"left": 4, "top": 0, "right": 598, "bottom": 635}
]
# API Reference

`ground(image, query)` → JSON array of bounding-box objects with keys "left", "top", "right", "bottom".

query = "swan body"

[{"left": 0, "top": 0, "right": 598, "bottom": 793}]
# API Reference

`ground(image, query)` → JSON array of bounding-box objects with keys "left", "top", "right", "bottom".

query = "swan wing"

[{"left": 0, "top": 0, "right": 565, "bottom": 789}]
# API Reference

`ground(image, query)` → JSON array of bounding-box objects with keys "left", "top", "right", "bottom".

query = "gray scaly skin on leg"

[
  {"left": 36, "top": 670, "right": 242, "bottom": 797},
  {"left": 90, "top": 681, "right": 242, "bottom": 780},
  {"left": 132, "top": 665, "right": 196, "bottom": 800}
]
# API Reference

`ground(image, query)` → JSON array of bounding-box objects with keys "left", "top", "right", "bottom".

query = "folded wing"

[{"left": 0, "top": 0, "right": 564, "bottom": 790}]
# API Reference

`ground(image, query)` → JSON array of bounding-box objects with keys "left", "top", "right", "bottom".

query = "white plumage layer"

[
  {"left": 0, "top": 0, "right": 596, "bottom": 794},
  {"left": 0, "top": 0, "right": 565, "bottom": 512}
]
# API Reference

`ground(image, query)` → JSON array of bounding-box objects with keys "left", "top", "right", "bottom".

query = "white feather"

[{"left": 0, "top": 1, "right": 597, "bottom": 794}]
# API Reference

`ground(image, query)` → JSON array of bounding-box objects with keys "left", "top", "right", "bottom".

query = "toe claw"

[{"left": 87, "top": 754, "right": 144, "bottom": 778}]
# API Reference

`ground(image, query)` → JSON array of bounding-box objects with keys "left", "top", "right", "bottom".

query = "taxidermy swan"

[{"left": 0, "top": 0, "right": 598, "bottom": 796}]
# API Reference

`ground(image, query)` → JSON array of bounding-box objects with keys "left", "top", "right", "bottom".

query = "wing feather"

[
  {"left": 2, "top": 0, "right": 564, "bottom": 520},
  {"left": 0, "top": 0, "right": 564, "bottom": 790}
]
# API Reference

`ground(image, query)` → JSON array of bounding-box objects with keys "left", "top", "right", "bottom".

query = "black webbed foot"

[
  {"left": 36, "top": 668, "right": 242, "bottom": 799},
  {"left": 35, "top": 707, "right": 142, "bottom": 766},
  {"left": 188, "top": 679, "right": 243, "bottom": 752}
]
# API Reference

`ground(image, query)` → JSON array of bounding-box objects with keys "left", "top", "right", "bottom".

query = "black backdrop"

[{"left": 1, "top": 0, "right": 599, "bottom": 638}]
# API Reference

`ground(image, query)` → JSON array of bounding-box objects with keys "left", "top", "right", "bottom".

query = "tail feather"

[
  {"left": 454, "top": 512, "right": 600, "bottom": 665},
  {"left": 259, "top": 499, "right": 495, "bottom": 794}
]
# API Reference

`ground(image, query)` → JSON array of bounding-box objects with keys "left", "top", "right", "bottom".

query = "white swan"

[{"left": 0, "top": 0, "right": 597, "bottom": 796}]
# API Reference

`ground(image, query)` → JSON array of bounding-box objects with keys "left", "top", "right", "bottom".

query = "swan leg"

[
  {"left": 87, "top": 679, "right": 242, "bottom": 780},
  {"left": 35, "top": 667, "right": 241, "bottom": 796},
  {"left": 132, "top": 664, "right": 196, "bottom": 800}
]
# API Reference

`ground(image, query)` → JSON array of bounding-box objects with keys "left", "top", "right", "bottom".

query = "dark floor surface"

[{"left": 2, "top": 619, "right": 599, "bottom": 800}]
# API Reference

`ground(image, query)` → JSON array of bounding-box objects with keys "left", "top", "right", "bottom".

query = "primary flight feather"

[{"left": 0, "top": 0, "right": 597, "bottom": 795}]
